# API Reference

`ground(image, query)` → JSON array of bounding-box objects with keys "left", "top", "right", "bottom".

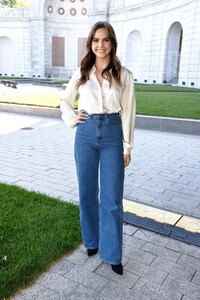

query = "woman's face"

[{"left": 91, "top": 28, "right": 112, "bottom": 60}]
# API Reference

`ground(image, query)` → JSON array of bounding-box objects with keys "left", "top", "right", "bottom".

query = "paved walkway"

[{"left": 0, "top": 111, "right": 200, "bottom": 300}]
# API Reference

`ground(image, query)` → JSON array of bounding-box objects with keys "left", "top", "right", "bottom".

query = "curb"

[
  {"left": 0, "top": 103, "right": 61, "bottom": 118},
  {"left": 0, "top": 103, "right": 200, "bottom": 136},
  {"left": 123, "top": 199, "right": 200, "bottom": 247},
  {"left": 136, "top": 115, "right": 200, "bottom": 136}
]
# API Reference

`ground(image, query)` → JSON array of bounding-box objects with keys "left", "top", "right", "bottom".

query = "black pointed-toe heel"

[
  {"left": 87, "top": 248, "right": 98, "bottom": 256},
  {"left": 111, "top": 263, "right": 123, "bottom": 275}
]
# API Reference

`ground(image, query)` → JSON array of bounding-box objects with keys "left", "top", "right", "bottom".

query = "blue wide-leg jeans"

[{"left": 74, "top": 113, "right": 124, "bottom": 265}]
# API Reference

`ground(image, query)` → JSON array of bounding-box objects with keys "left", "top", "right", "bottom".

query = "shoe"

[
  {"left": 111, "top": 263, "right": 123, "bottom": 275},
  {"left": 87, "top": 248, "right": 98, "bottom": 256}
]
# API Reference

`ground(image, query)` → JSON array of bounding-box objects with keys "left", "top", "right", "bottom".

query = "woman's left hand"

[{"left": 123, "top": 154, "right": 131, "bottom": 168}]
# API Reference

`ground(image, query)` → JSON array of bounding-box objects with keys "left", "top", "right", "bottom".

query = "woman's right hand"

[{"left": 73, "top": 110, "right": 88, "bottom": 126}]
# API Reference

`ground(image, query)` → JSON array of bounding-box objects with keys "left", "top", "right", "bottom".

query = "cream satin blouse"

[{"left": 60, "top": 66, "right": 136, "bottom": 155}]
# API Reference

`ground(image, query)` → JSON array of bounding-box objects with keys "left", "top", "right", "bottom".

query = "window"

[
  {"left": 78, "top": 38, "right": 87, "bottom": 66},
  {"left": 52, "top": 36, "right": 65, "bottom": 67}
]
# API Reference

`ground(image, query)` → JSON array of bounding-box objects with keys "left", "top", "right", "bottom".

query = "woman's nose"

[{"left": 98, "top": 40, "right": 103, "bottom": 47}]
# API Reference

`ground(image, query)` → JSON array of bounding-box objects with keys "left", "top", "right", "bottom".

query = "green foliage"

[
  {"left": 0, "top": 0, "right": 28, "bottom": 8},
  {"left": 0, "top": 183, "right": 82, "bottom": 299},
  {"left": 0, "top": 0, "right": 17, "bottom": 7},
  {"left": 15, "top": 0, "right": 28, "bottom": 8}
]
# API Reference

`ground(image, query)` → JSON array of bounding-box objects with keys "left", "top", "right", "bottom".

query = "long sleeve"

[
  {"left": 120, "top": 70, "right": 136, "bottom": 155},
  {"left": 60, "top": 69, "right": 80, "bottom": 128},
  {"left": 60, "top": 66, "right": 136, "bottom": 150}
]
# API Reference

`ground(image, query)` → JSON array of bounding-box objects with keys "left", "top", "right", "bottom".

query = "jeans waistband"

[{"left": 87, "top": 113, "right": 120, "bottom": 120}]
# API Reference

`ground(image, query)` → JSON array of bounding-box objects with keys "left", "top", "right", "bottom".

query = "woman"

[{"left": 60, "top": 21, "right": 136, "bottom": 275}]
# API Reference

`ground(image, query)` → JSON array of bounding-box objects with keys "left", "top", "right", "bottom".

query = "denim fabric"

[{"left": 74, "top": 113, "right": 124, "bottom": 264}]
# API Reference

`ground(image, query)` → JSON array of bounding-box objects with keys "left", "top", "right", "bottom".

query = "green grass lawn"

[
  {"left": 136, "top": 91, "right": 200, "bottom": 119},
  {"left": 0, "top": 83, "right": 200, "bottom": 119},
  {"left": 0, "top": 183, "right": 82, "bottom": 300},
  {"left": 135, "top": 83, "right": 200, "bottom": 92},
  {"left": 0, "top": 91, "right": 62, "bottom": 108},
  {"left": 135, "top": 83, "right": 200, "bottom": 119}
]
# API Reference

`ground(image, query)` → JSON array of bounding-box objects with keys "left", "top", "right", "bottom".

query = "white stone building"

[{"left": 0, "top": 0, "right": 200, "bottom": 87}]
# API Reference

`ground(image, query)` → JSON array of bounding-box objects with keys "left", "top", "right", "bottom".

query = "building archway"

[
  {"left": 0, "top": 37, "right": 14, "bottom": 75},
  {"left": 126, "top": 30, "right": 142, "bottom": 81},
  {"left": 163, "top": 22, "right": 183, "bottom": 84}
]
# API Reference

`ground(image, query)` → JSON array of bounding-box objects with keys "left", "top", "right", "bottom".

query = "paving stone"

[
  {"left": 12, "top": 283, "right": 47, "bottom": 300},
  {"left": 31, "top": 186, "right": 56, "bottom": 196},
  {"left": 63, "top": 266, "right": 109, "bottom": 293},
  {"left": 123, "top": 224, "right": 138, "bottom": 236},
  {"left": 140, "top": 184, "right": 167, "bottom": 194},
  {"left": 131, "top": 278, "right": 183, "bottom": 300},
  {"left": 154, "top": 190, "right": 174, "bottom": 201},
  {"left": 170, "top": 196, "right": 199, "bottom": 209},
  {"left": 95, "top": 262, "right": 139, "bottom": 288},
  {"left": 64, "top": 246, "right": 88, "bottom": 266},
  {"left": 49, "top": 258, "right": 75, "bottom": 276},
  {"left": 100, "top": 281, "right": 141, "bottom": 300},
  {"left": 142, "top": 242, "right": 181, "bottom": 262},
  {"left": 166, "top": 239, "right": 200, "bottom": 259},
  {"left": 130, "top": 186, "right": 159, "bottom": 199},
  {"left": 28, "top": 288, "right": 62, "bottom": 300},
  {"left": 0, "top": 175, "right": 19, "bottom": 184},
  {"left": 161, "top": 203, "right": 199, "bottom": 218},
  {"left": 67, "top": 284, "right": 113, "bottom": 300},
  {"left": 51, "top": 182, "right": 75, "bottom": 193},
  {"left": 124, "top": 259, "right": 168, "bottom": 285},
  {"left": 191, "top": 208, "right": 200, "bottom": 219},
  {"left": 162, "top": 190, "right": 195, "bottom": 202},
  {"left": 179, "top": 166, "right": 200, "bottom": 176},
  {"left": 82, "top": 254, "right": 103, "bottom": 272},
  {"left": 168, "top": 182, "right": 187, "bottom": 192},
  {"left": 177, "top": 254, "right": 200, "bottom": 271},
  {"left": 124, "top": 182, "right": 142, "bottom": 192},
  {"left": 123, "top": 244, "right": 156, "bottom": 265},
  {"left": 36, "top": 272, "right": 77, "bottom": 294},
  {"left": 162, "top": 275, "right": 200, "bottom": 299},
  {"left": 32, "top": 179, "right": 53, "bottom": 188},
  {"left": 151, "top": 256, "right": 196, "bottom": 281},
  {"left": 192, "top": 271, "right": 200, "bottom": 285},
  {"left": 123, "top": 234, "right": 146, "bottom": 248},
  {"left": 133, "top": 229, "right": 170, "bottom": 246},
  {"left": 129, "top": 194, "right": 156, "bottom": 203},
  {"left": 141, "top": 179, "right": 161, "bottom": 187},
  {"left": 15, "top": 182, "right": 37, "bottom": 192}
]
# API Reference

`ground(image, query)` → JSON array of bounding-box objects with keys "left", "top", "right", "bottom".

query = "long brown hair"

[{"left": 76, "top": 21, "right": 121, "bottom": 88}]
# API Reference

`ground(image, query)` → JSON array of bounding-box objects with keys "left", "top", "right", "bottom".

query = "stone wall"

[
  {"left": 0, "top": 0, "right": 199, "bottom": 87},
  {"left": 89, "top": 0, "right": 200, "bottom": 87}
]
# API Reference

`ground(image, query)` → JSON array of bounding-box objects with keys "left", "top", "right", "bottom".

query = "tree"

[
  {"left": 15, "top": 0, "right": 28, "bottom": 8},
  {"left": 0, "top": 0, "right": 17, "bottom": 7},
  {"left": 0, "top": 0, "right": 28, "bottom": 8}
]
